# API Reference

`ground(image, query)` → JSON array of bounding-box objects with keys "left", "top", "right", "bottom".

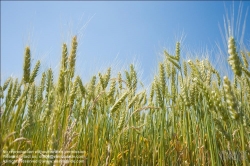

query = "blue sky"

[{"left": 1, "top": 1, "right": 250, "bottom": 85}]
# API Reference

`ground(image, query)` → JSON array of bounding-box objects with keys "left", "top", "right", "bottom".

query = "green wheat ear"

[
  {"left": 223, "top": 76, "right": 240, "bottom": 120},
  {"left": 159, "top": 63, "right": 166, "bottom": 96},
  {"left": 240, "top": 51, "right": 248, "bottom": 68},
  {"left": 2, "top": 77, "right": 12, "bottom": 91},
  {"left": 62, "top": 43, "right": 68, "bottom": 70},
  {"left": 23, "top": 47, "right": 31, "bottom": 84},
  {"left": 58, "top": 43, "right": 68, "bottom": 94},
  {"left": 68, "top": 36, "right": 78, "bottom": 79},
  {"left": 30, "top": 60, "right": 41, "bottom": 83},
  {"left": 77, "top": 76, "right": 87, "bottom": 98},
  {"left": 175, "top": 42, "right": 180, "bottom": 60},
  {"left": 110, "top": 91, "right": 129, "bottom": 113},
  {"left": 228, "top": 37, "right": 242, "bottom": 77}
]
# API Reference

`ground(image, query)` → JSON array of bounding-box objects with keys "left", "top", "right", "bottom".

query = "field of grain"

[{"left": 1, "top": 29, "right": 250, "bottom": 165}]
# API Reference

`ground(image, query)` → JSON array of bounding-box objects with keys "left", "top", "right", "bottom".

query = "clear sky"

[{"left": 1, "top": 1, "right": 250, "bottom": 85}]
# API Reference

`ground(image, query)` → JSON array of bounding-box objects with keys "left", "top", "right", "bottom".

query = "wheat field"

[{"left": 1, "top": 25, "right": 250, "bottom": 165}]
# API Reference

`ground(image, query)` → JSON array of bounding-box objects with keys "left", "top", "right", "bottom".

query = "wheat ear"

[{"left": 23, "top": 47, "right": 31, "bottom": 84}]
